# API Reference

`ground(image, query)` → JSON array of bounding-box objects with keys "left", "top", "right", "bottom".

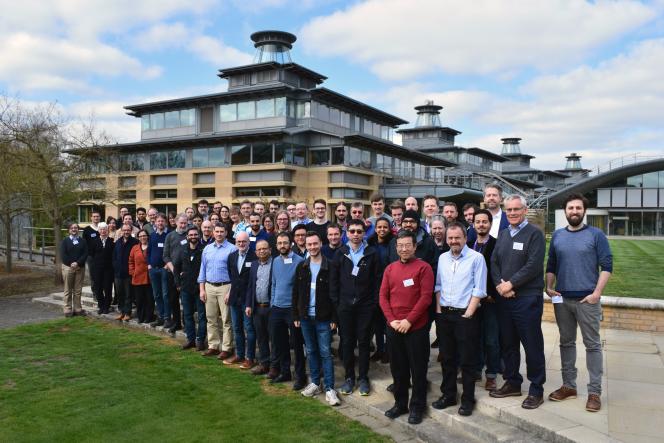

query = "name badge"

[
  {"left": 403, "top": 278, "right": 414, "bottom": 287},
  {"left": 512, "top": 242, "right": 523, "bottom": 251},
  {"left": 157, "top": 242, "right": 164, "bottom": 248},
  {"left": 551, "top": 295, "right": 563, "bottom": 304},
  {"left": 310, "top": 282, "right": 316, "bottom": 290},
  {"left": 250, "top": 236, "right": 257, "bottom": 242},
  {"left": 351, "top": 266, "right": 360, "bottom": 276},
  {"left": 180, "top": 239, "right": 187, "bottom": 245},
  {"left": 190, "top": 256, "right": 194, "bottom": 261},
  {"left": 90, "top": 233, "right": 97, "bottom": 238},
  {"left": 72, "top": 240, "right": 79, "bottom": 245},
  {"left": 284, "top": 258, "right": 293, "bottom": 264},
  {"left": 245, "top": 262, "right": 252, "bottom": 268}
]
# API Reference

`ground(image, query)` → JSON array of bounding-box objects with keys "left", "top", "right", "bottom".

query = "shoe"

[
  {"left": 293, "top": 378, "right": 307, "bottom": 391},
  {"left": 338, "top": 378, "right": 355, "bottom": 395},
  {"left": 239, "top": 359, "right": 255, "bottom": 370},
  {"left": 437, "top": 353, "right": 443, "bottom": 363},
  {"left": 97, "top": 309, "right": 103, "bottom": 315},
  {"left": 548, "top": 386, "right": 577, "bottom": 402},
  {"left": 370, "top": 351, "right": 384, "bottom": 362},
  {"left": 217, "top": 351, "right": 232, "bottom": 360},
  {"left": 196, "top": 341, "right": 206, "bottom": 352},
  {"left": 384, "top": 404, "right": 408, "bottom": 420},
  {"left": 181, "top": 341, "right": 196, "bottom": 350},
  {"left": 326, "top": 389, "right": 341, "bottom": 406},
  {"left": 386, "top": 383, "right": 394, "bottom": 393},
  {"left": 168, "top": 323, "right": 181, "bottom": 334},
  {"left": 485, "top": 378, "right": 497, "bottom": 391},
  {"left": 202, "top": 348, "right": 220, "bottom": 357},
  {"left": 266, "top": 368, "right": 280, "bottom": 380},
  {"left": 270, "top": 373, "right": 292, "bottom": 384},
  {"left": 586, "top": 394, "right": 601, "bottom": 412},
  {"left": 521, "top": 395, "right": 544, "bottom": 409},
  {"left": 490, "top": 382, "right": 522, "bottom": 398},
  {"left": 162, "top": 319, "right": 174, "bottom": 329},
  {"left": 380, "top": 353, "right": 390, "bottom": 364},
  {"left": 432, "top": 395, "right": 457, "bottom": 410},
  {"left": 431, "top": 338, "right": 439, "bottom": 348},
  {"left": 150, "top": 319, "right": 164, "bottom": 328},
  {"left": 408, "top": 410, "right": 423, "bottom": 425},
  {"left": 301, "top": 383, "right": 322, "bottom": 397},
  {"left": 115, "top": 314, "right": 124, "bottom": 321},
  {"left": 458, "top": 402, "right": 474, "bottom": 416},
  {"left": 74, "top": 310, "right": 85, "bottom": 316},
  {"left": 223, "top": 356, "right": 242, "bottom": 365},
  {"left": 251, "top": 364, "right": 269, "bottom": 375},
  {"left": 358, "top": 379, "right": 370, "bottom": 396},
  {"left": 64, "top": 312, "right": 73, "bottom": 318},
  {"left": 122, "top": 314, "right": 131, "bottom": 322}
]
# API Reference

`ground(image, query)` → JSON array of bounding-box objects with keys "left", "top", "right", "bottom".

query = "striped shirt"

[{"left": 197, "top": 240, "right": 237, "bottom": 284}]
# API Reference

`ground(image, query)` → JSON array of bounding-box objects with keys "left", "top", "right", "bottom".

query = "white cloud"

[{"left": 300, "top": 0, "right": 656, "bottom": 80}]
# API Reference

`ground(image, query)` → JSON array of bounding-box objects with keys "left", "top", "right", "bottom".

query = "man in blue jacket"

[
  {"left": 113, "top": 224, "right": 138, "bottom": 320},
  {"left": 60, "top": 222, "right": 88, "bottom": 317}
]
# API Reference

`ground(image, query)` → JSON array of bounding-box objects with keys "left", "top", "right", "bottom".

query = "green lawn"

[
  {"left": 0, "top": 318, "right": 388, "bottom": 443},
  {"left": 546, "top": 239, "right": 664, "bottom": 299}
]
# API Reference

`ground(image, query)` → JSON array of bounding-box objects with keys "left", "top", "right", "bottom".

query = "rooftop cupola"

[
  {"left": 564, "top": 152, "right": 583, "bottom": 170},
  {"left": 414, "top": 100, "right": 443, "bottom": 128},
  {"left": 501, "top": 137, "right": 523, "bottom": 156},
  {"left": 251, "top": 30, "right": 296, "bottom": 64}
]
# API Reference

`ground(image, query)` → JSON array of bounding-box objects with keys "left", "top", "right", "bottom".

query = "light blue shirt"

[
  {"left": 435, "top": 245, "right": 487, "bottom": 308},
  {"left": 308, "top": 262, "right": 321, "bottom": 317},
  {"left": 346, "top": 241, "right": 366, "bottom": 267},
  {"left": 271, "top": 251, "right": 304, "bottom": 308},
  {"left": 509, "top": 220, "right": 529, "bottom": 238},
  {"left": 237, "top": 250, "right": 248, "bottom": 274},
  {"left": 197, "top": 240, "right": 238, "bottom": 284}
]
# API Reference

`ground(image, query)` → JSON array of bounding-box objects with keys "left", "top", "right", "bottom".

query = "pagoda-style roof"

[
  {"left": 311, "top": 88, "right": 408, "bottom": 127},
  {"left": 397, "top": 126, "right": 461, "bottom": 135},
  {"left": 344, "top": 133, "right": 454, "bottom": 167},
  {"left": 217, "top": 61, "right": 327, "bottom": 84}
]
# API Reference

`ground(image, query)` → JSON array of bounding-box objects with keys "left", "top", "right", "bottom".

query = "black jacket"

[
  {"left": 90, "top": 236, "right": 115, "bottom": 274},
  {"left": 245, "top": 258, "right": 273, "bottom": 311},
  {"left": 60, "top": 236, "right": 88, "bottom": 267},
  {"left": 330, "top": 244, "right": 380, "bottom": 308},
  {"left": 173, "top": 243, "right": 204, "bottom": 295},
  {"left": 82, "top": 225, "right": 99, "bottom": 254},
  {"left": 228, "top": 249, "right": 257, "bottom": 306},
  {"left": 293, "top": 256, "right": 337, "bottom": 323},
  {"left": 113, "top": 236, "right": 139, "bottom": 279},
  {"left": 387, "top": 227, "right": 440, "bottom": 271},
  {"left": 467, "top": 236, "right": 497, "bottom": 297}
]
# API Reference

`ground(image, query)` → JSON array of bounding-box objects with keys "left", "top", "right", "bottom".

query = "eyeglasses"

[
  {"left": 505, "top": 207, "right": 525, "bottom": 212},
  {"left": 348, "top": 229, "right": 364, "bottom": 234},
  {"left": 402, "top": 219, "right": 417, "bottom": 224}
]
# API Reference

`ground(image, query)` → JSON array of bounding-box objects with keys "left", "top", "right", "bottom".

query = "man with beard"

[
  {"left": 546, "top": 194, "right": 612, "bottom": 413},
  {"left": 430, "top": 217, "right": 449, "bottom": 254},
  {"left": 484, "top": 184, "right": 509, "bottom": 238},
  {"left": 387, "top": 210, "right": 439, "bottom": 270}
]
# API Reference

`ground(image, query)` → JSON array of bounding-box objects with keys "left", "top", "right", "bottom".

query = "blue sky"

[{"left": 1, "top": 0, "right": 663, "bottom": 170}]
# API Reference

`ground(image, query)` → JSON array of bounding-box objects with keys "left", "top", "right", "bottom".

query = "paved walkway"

[{"left": 0, "top": 293, "right": 61, "bottom": 329}]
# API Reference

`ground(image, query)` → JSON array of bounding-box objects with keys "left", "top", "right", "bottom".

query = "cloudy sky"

[{"left": 1, "top": 0, "right": 663, "bottom": 170}]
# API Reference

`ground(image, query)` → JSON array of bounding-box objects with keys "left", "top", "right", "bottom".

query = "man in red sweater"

[{"left": 379, "top": 230, "right": 434, "bottom": 425}]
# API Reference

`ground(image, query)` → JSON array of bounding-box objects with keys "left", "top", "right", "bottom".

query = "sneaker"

[
  {"left": 326, "top": 389, "right": 341, "bottom": 406},
  {"left": 338, "top": 378, "right": 355, "bottom": 395},
  {"left": 358, "top": 379, "right": 370, "bottom": 396},
  {"left": 301, "top": 383, "right": 322, "bottom": 397}
]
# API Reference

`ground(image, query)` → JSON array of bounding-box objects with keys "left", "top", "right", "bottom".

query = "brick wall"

[{"left": 543, "top": 301, "right": 664, "bottom": 333}]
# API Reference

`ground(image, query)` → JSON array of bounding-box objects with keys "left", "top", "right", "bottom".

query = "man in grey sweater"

[{"left": 489, "top": 195, "right": 546, "bottom": 410}]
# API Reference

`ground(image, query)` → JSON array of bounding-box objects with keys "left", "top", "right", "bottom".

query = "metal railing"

[
  {"left": 591, "top": 153, "right": 664, "bottom": 176},
  {"left": 0, "top": 227, "right": 68, "bottom": 265}
]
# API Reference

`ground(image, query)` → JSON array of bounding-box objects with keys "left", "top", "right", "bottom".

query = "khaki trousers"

[
  {"left": 62, "top": 264, "right": 84, "bottom": 313},
  {"left": 205, "top": 283, "right": 234, "bottom": 352}
]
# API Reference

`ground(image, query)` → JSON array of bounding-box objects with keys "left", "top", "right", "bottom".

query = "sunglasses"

[{"left": 348, "top": 229, "right": 364, "bottom": 234}]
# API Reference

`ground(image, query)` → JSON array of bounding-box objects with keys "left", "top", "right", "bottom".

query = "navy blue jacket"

[
  {"left": 113, "top": 236, "right": 139, "bottom": 279},
  {"left": 228, "top": 249, "right": 257, "bottom": 306},
  {"left": 60, "top": 236, "right": 88, "bottom": 267}
]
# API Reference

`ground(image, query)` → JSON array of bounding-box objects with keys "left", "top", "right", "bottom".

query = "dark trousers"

[
  {"left": 167, "top": 272, "right": 181, "bottom": 326},
  {"left": 372, "top": 305, "right": 386, "bottom": 354},
  {"left": 133, "top": 284, "right": 154, "bottom": 323},
  {"left": 497, "top": 295, "right": 546, "bottom": 396},
  {"left": 268, "top": 307, "right": 305, "bottom": 380},
  {"left": 92, "top": 267, "right": 114, "bottom": 312},
  {"left": 253, "top": 305, "right": 271, "bottom": 366},
  {"left": 477, "top": 301, "right": 502, "bottom": 378},
  {"left": 338, "top": 304, "right": 374, "bottom": 382},
  {"left": 114, "top": 277, "right": 133, "bottom": 315},
  {"left": 436, "top": 310, "right": 480, "bottom": 404},
  {"left": 181, "top": 289, "right": 206, "bottom": 343},
  {"left": 387, "top": 326, "right": 429, "bottom": 413}
]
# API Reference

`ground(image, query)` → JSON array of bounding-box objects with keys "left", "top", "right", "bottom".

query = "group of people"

[{"left": 59, "top": 186, "right": 612, "bottom": 425}]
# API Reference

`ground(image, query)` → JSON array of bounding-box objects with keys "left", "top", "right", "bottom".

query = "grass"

[
  {"left": 545, "top": 239, "right": 664, "bottom": 299},
  {"left": 0, "top": 318, "right": 388, "bottom": 443},
  {"left": 0, "top": 263, "right": 61, "bottom": 297}
]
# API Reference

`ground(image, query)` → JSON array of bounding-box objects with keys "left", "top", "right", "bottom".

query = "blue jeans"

[
  {"left": 148, "top": 267, "right": 170, "bottom": 320},
  {"left": 300, "top": 317, "right": 334, "bottom": 391},
  {"left": 181, "top": 289, "right": 207, "bottom": 343},
  {"left": 230, "top": 304, "right": 255, "bottom": 360}
]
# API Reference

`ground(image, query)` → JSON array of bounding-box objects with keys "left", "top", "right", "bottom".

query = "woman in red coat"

[{"left": 128, "top": 229, "right": 153, "bottom": 323}]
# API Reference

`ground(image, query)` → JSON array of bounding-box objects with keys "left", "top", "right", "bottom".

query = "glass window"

[
  {"left": 168, "top": 150, "right": 185, "bottom": 168},
  {"left": 353, "top": 116, "right": 360, "bottom": 131},
  {"left": 150, "top": 152, "right": 167, "bottom": 170},
  {"left": 150, "top": 113, "right": 164, "bottom": 130},
  {"left": 317, "top": 104, "right": 330, "bottom": 121},
  {"left": 153, "top": 189, "right": 178, "bottom": 199},
  {"left": 361, "top": 150, "right": 371, "bottom": 169},
  {"left": 331, "top": 147, "right": 344, "bottom": 165},
  {"left": 181, "top": 109, "right": 195, "bottom": 126},
  {"left": 296, "top": 101, "right": 311, "bottom": 118},
  {"left": 291, "top": 146, "right": 306, "bottom": 166},
  {"left": 194, "top": 188, "right": 215, "bottom": 198},
  {"left": 131, "top": 154, "right": 144, "bottom": 171},
  {"left": 231, "top": 144, "right": 251, "bottom": 165},
  {"left": 209, "top": 147, "right": 225, "bottom": 167},
  {"left": 237, "top": 101, "right": 255, "bottom": 120},
  {"left": 643, "top": 172, "right": 659, "bottom": 188},
  {"left": 274, "top": 143, "right": 286, "bottom": 163},
  {"left": 373, "top": 123, "right": 381, "bottom": 138},
  {"left": 252, "top": 144, "right": 273, "bottom": 164},
  {"left": 363, "top": 119, "right": 373, "bottom": 135},
  {"left": 164, "top": 111, "right": 180, "bottom": 128},
  {"left": 220, "top": 103, "right": 237, "bottom": 122},
  {"left": 310, "top": 149, "right": 330, "bottom": 166},
  {"left": 348, "top": 147, "right": 362, "bottom": 167},
  {"left": 287, "top": 99, "right": 296, "bottom": 118},
  {"left": 141, "top": 115, "right": 150, "bottom": 131},
  {"left": 256, "top": 98, "right": 275, "bottom": 118},
  {"left": 193, "top": 148, "right": 207, "bottom": 168},
  {"left": 275, "top": 97, "right": 286, "bottom": 116},
  {"left": 329, "top": 107, "right": 340, "bottom": 125}
]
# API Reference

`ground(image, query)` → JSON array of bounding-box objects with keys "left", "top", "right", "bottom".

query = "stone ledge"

[{"left": 542, "top": 293, "right": 664, "bottom": 311}]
